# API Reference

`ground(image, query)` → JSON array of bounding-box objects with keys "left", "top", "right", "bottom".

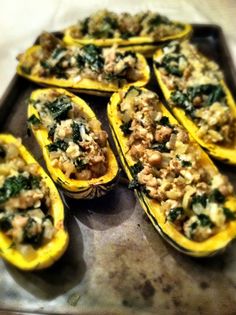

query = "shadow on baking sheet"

[{"left": 65, "top": 183, "right": 136, "bottom": 231}]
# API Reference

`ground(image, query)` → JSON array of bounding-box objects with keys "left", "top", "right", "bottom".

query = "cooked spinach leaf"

[
  {"left": 128, "top": 179, "right": 141, "bottom": 190},
  {"left": 187, "top": 84, "right": 225, "bottom": 106},
  {"left": 223, "top": 207, "right": 236, "bottom": 221},
  {"left": 171, "top": 90, "right": 195, "bottom": 117},
  {"left": 27, "top": 114, "right": 41, "bottom": 126},
  {"left": 188, "top": 214, "right": 213, "bottom": 239},
  {"left": 30, "top": 175, "right": 41, "bottom": 189},
  {"left": 181, "top": 160, "right": 192, "bottom": 167},
  {"left": 189, "top": 221, "right": 198, "bottom": 236},
  {"left": 121, "top": 31, "right": 133, "bottom": 39},
  {"left": 74, "top": 158, "right": 87, "bottom": 171},
  {"left": 198, "top": 214, "right": 213, "bottom": 227},
  {"left": 23, "top": 217, "right": 44, "bottom": 247},
  {"left": 191, "top": 193, "right": 207, "bottom": 208},
  {"left": 92, "top": 16, "right": 118, "bottom": 38},
  {"left": 115, "top": 51, "right": 137, "bottom": 62},
  {"left": 151, "top": 142, "right": 170, "bottom": 153},
  {"left": 124, "top": 86, "right": 142, "bottom": 99},
  {"left": 167, "top": 207, "right": 184, "bottom": 222},
  {"left": 209, "top": 189, "right": 225, "bottom": 203},
  {"left": 82, "top": 44, "right": 104, "bottom": 72},
  {"left": 128, "top": 162, "right": 145, "bottom": 191},
  {"left": 0, "top": 215, "right": 13, "bottom": 232},
  {"left": 40, "top": 60, "right": 50, "bottom": 69},
  {"left": 51, "top": 47, "right": 67, "bottom": 59},
  {"left": 171, "top": 84, "right": 226, "bottom": 117},
  {"left": 46, "top": 96, "right": 72, "bottom": 121},
  {"left": 120, "top": 120, "right": 132, "bottom": 136},
  {"left": 47, "top": 140, "right": 68, "bottom": 152},
  {"left": 81, "top": 17, "right": 90, "bottom": 35},
  {"left": 148, "top": 14, "right": 170, "bottom": 26},
  {"left": 156, "top": 53, "right": 186, "bottom": 77},
  {"left": 72, "top": 121, "right": 88, "bottom": 142},
  {"left": 0, "top": 174, "right": 41, "bottom": 204},
  {"left": 130, "top": 161, "right": 143, "bottom": 177},
  {"left": 157, "top": 116, "right": 173, "bottom": 128},
  {"left": 72, "top": 121, "right": 82, "bottom": 142},
  {"left": 40, "top": 58, "right": 67, "bottom": 79},
  {"left": 76, "top": 54, "right": 85, "bottom": 69},
  {"left": 176, "top": 155, "right": 192, "bottom": 167},
  {"left": 48, "top": 124, "right": 57, "bottom": 140}
]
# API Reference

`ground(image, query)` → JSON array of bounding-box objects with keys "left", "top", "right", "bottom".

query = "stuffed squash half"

[
  {"left": 17, "top": 33, "right": 149, "bottom": 96},
  {"left": 0, "top": 134, "right": 69, "bottom": 270},
  {"left": 63, "top": 10, "right": 192, "bottom": 56},
  {"left": 28, "top": 88, "right": 119, "bottom": 199},
  {"left": 153, "top": 41, "right": 236, "bottom": 164},
  {"left": 108, "top": 86, "right": 236, "bottom": 257}
]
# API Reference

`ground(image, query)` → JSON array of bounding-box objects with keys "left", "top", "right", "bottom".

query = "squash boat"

[
  {"left": 153, "top": 41, "right": 236, "bottom": 164},
  {"left": 63, "top": 10, "right": 192, "bottom": 56},
  {"left": 0, "top": 134, "right": 69, "bottom": 270},
  {"left": 27, "top": 88, "right": 119, "bottom": 199},
  {"left": 107, "top": 86, "right": 236, "bottom": 257},
  {"left": 17, "top": 32, "right": 150, "bottom": 96}
]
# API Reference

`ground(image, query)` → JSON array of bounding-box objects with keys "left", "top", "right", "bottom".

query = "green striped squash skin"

[{"left": 56, "top": 176, "right": 119, "bottom": 199}]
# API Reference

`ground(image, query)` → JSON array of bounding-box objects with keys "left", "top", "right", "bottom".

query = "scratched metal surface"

[{"left": 0, "top": 25, "right": 236, "bottom": 315}]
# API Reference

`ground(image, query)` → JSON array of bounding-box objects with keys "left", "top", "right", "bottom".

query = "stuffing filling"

[
  {"left": 18, "top": 33, "right": 144, "bottom": 86},
  {"left": 118, "top": 87, "right": 235, "bottom": 242},
  {"left": 28, "top": 90, "right": 108, "bottom": 180},
  {"left": 0, "top": 140, "right": 54, "bottom": 254},
  {"left": 154, "top": 41, "right": 236, "bottom": 144},
  {"left": 69, "top": 10, "right": 184, "bottom": 40}
]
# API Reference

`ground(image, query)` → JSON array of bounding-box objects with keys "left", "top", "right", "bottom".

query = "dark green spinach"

[
  {"left": 120, "top": 120, "right": 132, "bottom": 136},
  {"left": 46, "top": 96, "right": 72, "bottom": 121},
  {"left": 167, "top": 207, "right": 184, "bottom": 222},
  {"left": 47, "top": 140, "right": 68, "bottom": 152},
  {"left": 130, "top": 161, "right": 144, "bottom": 177},
  {"left": 223, "top": 207, "right": 236, "bottom": 221},
  {"left": 0, "top": 174, "right": 41, "bottom": 204},
  {"left": 82, "top": 44, "right": 104, "bottom": 72},
  {"left": 27, "top": 114, "right": 41, "bottom": 126}
]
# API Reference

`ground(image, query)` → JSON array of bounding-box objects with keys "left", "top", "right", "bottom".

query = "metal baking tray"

[{"left": 0, "top": 24, "right": 236, "bottom": 315}]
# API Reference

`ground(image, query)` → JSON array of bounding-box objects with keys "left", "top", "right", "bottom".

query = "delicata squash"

[
  {"left": 63, "top": 10, "right": 192, "bottom": 56},
  {"left": 17, "top": 32, "right": 150, "bottom": 96},
  {"left": 0, "top": 134, "right": 69, "bottom": 270},
  {"left": 27, "top": 88, "right": 119, "bottom": 199},
  {"left": 108, "top": 86, "right": 236, "bottom": 256},
  {"left": 153, "top": 41, "right": 236, "bottom": 164}
]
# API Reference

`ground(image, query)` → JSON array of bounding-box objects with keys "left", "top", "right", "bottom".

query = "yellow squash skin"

[
  {"left": 17, "top": 46, "right": 150, "bottom": 96},
  {"left": 153, "top": 49, "right": 236, "bottom": 165},
  {"left": 63, "top": 23, "right": 192, "bottom": 57},
  {"left": 0, "top": 134, "right": 69, "bottom": 270},
  {"left": 28, "top": 88, "right": 119, "bottom": 199},
  {"left": 107, "top": 87, "right": 236, "bottom": 257}
]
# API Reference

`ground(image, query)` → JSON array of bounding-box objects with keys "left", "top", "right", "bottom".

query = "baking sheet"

[{"left": 0, "top": 25, "right": 236, "bottom": 315}]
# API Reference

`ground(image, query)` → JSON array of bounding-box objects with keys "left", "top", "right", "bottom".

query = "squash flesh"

[
  {"left": 107, "top": 87, "right": 236, "bottom": 256},
  {"left": 63, "top": 23, "right": 192, "bottom": 57},
  {"left": 0, "top": 134, "right": 69, "bottom": 270},
  {"left": 28, "top": 88, "right": 119, "bottom": 199},
  {"left": 153, "top": 47, "right": 236, "bottom": 165},
  {"left": 17, "top": 45, "right": 150, "bottom": 95}
]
